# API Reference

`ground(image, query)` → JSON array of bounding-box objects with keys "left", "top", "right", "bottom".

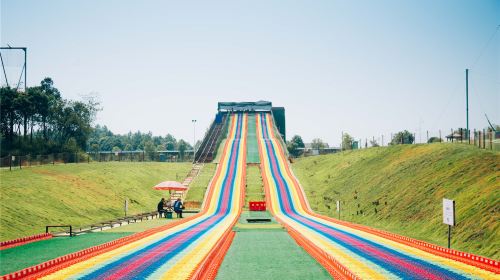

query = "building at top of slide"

[{"left": 217, "top": 101, "right": 286, "bottom": 142}]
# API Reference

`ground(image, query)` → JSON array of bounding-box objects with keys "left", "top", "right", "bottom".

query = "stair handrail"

[
  {"left": 194, "top": 118, "right": 216, "bottom": 162},
  {"left": 200, "top": 125, "right": 219, "bottom": 163},
  {"left": 202, "top": 125, "right": 222, "bottom": 163},
  {"left": 202, "top": 114, "right": 229, "bottom": 163},
  {"left": 196, "top": 123, "right": 218, "bottom": 163}
]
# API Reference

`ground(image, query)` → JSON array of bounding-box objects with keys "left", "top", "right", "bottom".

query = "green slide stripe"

[{"left": 246, "top": 114, "right": 260, "bottom": 163}]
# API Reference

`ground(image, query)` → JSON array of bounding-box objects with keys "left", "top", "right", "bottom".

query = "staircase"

[
  {"left": 170, "top": 163, "right": 204, "bottom": 202},
  {"left": 194, "top": 113, "right": 228, "bottom": 163}
]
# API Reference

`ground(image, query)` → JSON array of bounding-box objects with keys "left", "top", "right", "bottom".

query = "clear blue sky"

[{"left": 1, "top": 0, "right": 499, "bottom": 146}]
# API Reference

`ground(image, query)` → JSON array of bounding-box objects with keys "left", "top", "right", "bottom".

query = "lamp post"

[{"left": 192, "top": 119, "right": 197, "bottom": 161}]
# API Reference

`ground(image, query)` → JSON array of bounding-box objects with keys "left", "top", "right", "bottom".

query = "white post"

[
  {"left": 336, "top": 200, "right": 341, "bottom": 220},
  {"left": 443, "top": 198, "right": 455, "bottom": 248}
]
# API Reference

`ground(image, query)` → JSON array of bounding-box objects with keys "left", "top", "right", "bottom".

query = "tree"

[
  {"left": 177, "top": 139, "right": 188, "bottom": 160},
  {"left": 165, "top": 134, "right": 177, "bottom": 150},
  {"left": 311, "top": 138, "right": 326, "bottom": 150},
  {"left": 287, "top": 135, "right": 305, "bottom": 157},
  {"left": 370, "top": 139, "right": 380, "bottom": 147},
  {"left": 90, "top": 143, "right": 99, "bottom": 154},
  {"left": 428, "top": 137, "right": 442, "bottom": 143},
  {"left": 62, "top": 137, "right": 79, "bottom": 153},
  {"left": 144, "top": 141, "right": 156, "bottom": 160},
  {"left": 0, "top": 87, "right": 17, "bottom": 144},
  {"left": 390, "top": 130, "right": 414, "bottom": 145},
  {"left": 1, "top": 77, "right": 99, "bottom": 156},
  {"left": 342, "top": 133, "right": 354, "bottom": 150}
]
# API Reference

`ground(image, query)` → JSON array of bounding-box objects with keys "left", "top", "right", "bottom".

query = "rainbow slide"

[
  {"left": 256, "top": 112, "right": 499, "bottom": 279},
  {"left": 35, "top": 113, "right": 247, "bottom": 280}
]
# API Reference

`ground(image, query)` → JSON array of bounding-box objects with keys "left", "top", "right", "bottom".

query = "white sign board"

[
  {"left": 336, "top": 201, "right": 340, "bottom": 212},
  {"left": 443, "top": 198, "right": 455, "bottom": 226}
]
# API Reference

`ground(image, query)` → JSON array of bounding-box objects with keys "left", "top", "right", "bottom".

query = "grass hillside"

[
  {"left": 292, "top": 143, "right": 499, "bottom": 259},
  {"left": 0, "top": 162, "right": 191, "bottom": 241},
  {"left": 184, "top": 163, "right": 216, "bottom": 204}
]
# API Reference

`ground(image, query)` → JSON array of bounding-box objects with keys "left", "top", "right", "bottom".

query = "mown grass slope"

[
  {"left": 0, "top": 162, "right": 191, "bottom": 240},
  {"left": 184, "top": 163, "right": 216, "bottom": 204},
  {"left": 292, "top": 143, "right": 499, "bottom": 259}
]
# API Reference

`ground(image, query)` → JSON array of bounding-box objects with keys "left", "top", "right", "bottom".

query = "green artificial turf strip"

[
  {"left": 244, "top": 165, "right": 265, "bottom": 209},
  {"left": 238, "top": 210, "right": 273, "bottom": 221},
  {"left": 246, "top": 114, "right": 260, "bottom": 163},
  {"left": 0, "top": 232, "right": 132, "bottom": 275},
  {"left": 0, "top": 162, "right": 191, "bottom": 241},
  {"left": 216, "top": 231, "right": 331, "bottom": 280},
  {"left": 292, "top": 143, "right": 500, "bottom": 259}
]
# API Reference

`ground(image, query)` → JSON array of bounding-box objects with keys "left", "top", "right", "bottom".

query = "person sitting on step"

[
  {"left": 173, "top": 198, "right": 184, "bottom": 218},
  {"left": 157, "top": 198, "right": 166, "bottom": 218}
]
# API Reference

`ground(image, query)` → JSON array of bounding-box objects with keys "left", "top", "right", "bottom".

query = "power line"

[{"left": 469, "top": 25, "right": 500, "bottom": 69}]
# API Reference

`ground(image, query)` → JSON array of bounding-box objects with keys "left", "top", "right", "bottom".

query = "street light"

[{"left": 192, "top": 119, "right": 197, "bottom": 161}]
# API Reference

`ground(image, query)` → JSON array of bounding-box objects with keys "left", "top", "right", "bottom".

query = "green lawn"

[
  {"left": 0, "top": 162, "right": 191, "bottom": 241},
  {"left": 292, "top": 143, "right": 499, "bottom": 259}
]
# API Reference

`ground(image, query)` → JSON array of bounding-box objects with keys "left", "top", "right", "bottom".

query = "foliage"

[
  {"left": 292, "top": 144, "right": 499, "bottom": 259},
  {"left": 87, "top": 127, "right": 192, "bottom": 155},
  {"left": 0, "top": 78, "right": 99, "bottom": 156},
  {"left": 370, "top": 139, "right": 380, "bottom": 147},
  {"left": 428, "top": 137, "right": 442, "bottom": 143},
  {"left": 177, "top": 139, "right": 188, "bottom": 160},
  {"left": 287, "top": 135, "right": 305, "bottom": 157},
  {"left": 311, "top": 138, "right": 326, "bottom": 150},
  {"left": 342, "top": 133, "right": 354, "bottom": 150},
  {"left": 390, "top": 130, "right": 414, "bottom": 145}
]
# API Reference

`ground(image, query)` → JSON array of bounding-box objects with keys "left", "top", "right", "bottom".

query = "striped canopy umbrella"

[{"left": 153, "top": 181, "right": 188, "bottom": 191}]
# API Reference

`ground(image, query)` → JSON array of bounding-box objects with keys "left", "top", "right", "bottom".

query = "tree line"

[
  {"left": 286, "top": 130, "right": 419, "bottom": 157},
  {"left": 1, "top": 78, "right": 99, "bottom": 157},
  {"left": 1, "top": 77, "right": 195, "bottom": 159},
  {"left": 87, "top": 125, "right": 194, "bottom": 160}
]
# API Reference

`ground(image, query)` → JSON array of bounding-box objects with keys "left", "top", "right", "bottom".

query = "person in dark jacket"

[
  {"left": 173, "top": 198, "right": 183, "bottom": 218},
  {"left": 157, "top": 198, "right": 166, "bottom": 218}
]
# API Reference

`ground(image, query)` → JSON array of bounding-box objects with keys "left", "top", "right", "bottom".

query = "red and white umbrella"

[{"left": 153, "top": 181, "right": 188, "bottom": 191}]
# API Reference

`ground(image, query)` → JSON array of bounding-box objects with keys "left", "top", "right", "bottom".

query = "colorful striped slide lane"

[
  {"left": 37, "top": 113, "right": 247, "bottom": 280},
  {"left": 256, "top": 112, "right": 499, "bottom": 280}
]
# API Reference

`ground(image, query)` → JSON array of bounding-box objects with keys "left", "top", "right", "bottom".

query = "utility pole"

[
  {"left": 465, "top": 69, "right": 469, "bottom": 144},
  {"left": 24, "top": 48, "right": 27, "bottom": 91},
  {"left": 192, "top": 119, "right": 197, "bottom": 161}
]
